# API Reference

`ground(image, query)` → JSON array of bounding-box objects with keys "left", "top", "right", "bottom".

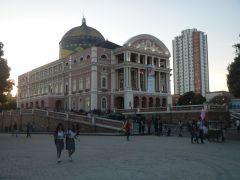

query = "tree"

[
  {"left": 0, "top": 42, "right": 4, "bottom": 58},
  {"left": 1, "top": 95, "right": 16, "bottom": 110},
  {"left": 209, "top": 94, "right": 231, "bottom": 105},
  {"left": 227, "top": 36, "right": 240, "bottom": 98},
  {"left": 0, "top": 42, "right": 15, "bottom": 104},
  {"left": 177, "top": 91, "right": 206, "bottom": 105}
]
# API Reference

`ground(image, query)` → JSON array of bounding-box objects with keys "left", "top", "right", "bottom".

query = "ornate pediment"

[{"left": 124, "top": 34, "right": 170, "bottom": 56}]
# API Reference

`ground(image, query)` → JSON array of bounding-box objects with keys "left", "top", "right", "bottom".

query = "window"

[
  {"left": 72, "top": 80, "right": 76, "bottom": 91},
  {"left": 120, "top": 79, "right": 124, "bottom": 89},
  {"left": 85, "top": 96, "right": 90, "bottom": 111},
  {"left": 101, "top": 76, "right": 107, "bottom": 88},
  {"left": 65, "top": 84, "right": 68, "bottom": 95},
  {"left": 58, "top": 64, "right": 62, "bottom": 71},
  {"left": 101, "top": 54, "right": 107, "bottom": 59},
  {"left": 54, "top": 84, "right": 58, "bottom": 93},
  {"left": 101, "top": 97, "right": 107, "bottom": 110},
  {"left": 86, "top": 55, "right": 90, "bottom": 59},
  {"left": 86, "top": 77, "right": 90, "bottom": 89},
  {"left": 72, "top": 100, "right": 76, "bottom": 110},
  {"left": 79, "top": 78, "right": 83, "bottom": 90},
  {"left": 59, "top": 83, "right": 63, "bottom": 93}
]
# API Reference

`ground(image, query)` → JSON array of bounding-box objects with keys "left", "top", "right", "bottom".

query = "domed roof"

[
  {"left": 59, "top": 17, "right": 105, "bottom": 58},
  {"left": 60, "top": 17, "right": 104, "bottom": 42}
]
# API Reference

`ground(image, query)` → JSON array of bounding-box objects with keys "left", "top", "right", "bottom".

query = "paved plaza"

[{"left": 0, "top": 133, "right": 240, "bottom": 180}]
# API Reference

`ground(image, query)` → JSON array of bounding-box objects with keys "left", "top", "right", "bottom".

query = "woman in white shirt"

[
  {"left": 66, "top": 124, "right": 77, "bottom": 161},
  {"left": 54, "top": 123, "right": 65, "bottom": 163}
]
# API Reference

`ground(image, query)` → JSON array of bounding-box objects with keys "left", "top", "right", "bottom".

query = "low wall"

[
  {"left": 0, "top": 109, "right": 230, "bottom": 133},
  {"left": 0, "top": 111, "right": 119, "bottom": 133},
  {"left": 126, "top": 110, "right": 230, "bottom": 125}
]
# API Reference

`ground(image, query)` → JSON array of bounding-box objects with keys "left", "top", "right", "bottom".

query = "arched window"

[
  {"left": 86, "top": 55, "right": 90, "bottom": 59},
  {"left": 101, "top": 54, "right": 107, "bottom": 59},
  {"left": 101, "top": 97, "right": 107, "bottom": 110}
]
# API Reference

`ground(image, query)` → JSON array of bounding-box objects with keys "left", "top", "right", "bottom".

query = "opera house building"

[{"left": 18, "top": 18, "right": 172, "bottom": 112}]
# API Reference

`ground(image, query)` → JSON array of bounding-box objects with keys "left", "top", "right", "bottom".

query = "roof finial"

[{"left": 82, "top": 12, "right": 86, "bottom": 25}]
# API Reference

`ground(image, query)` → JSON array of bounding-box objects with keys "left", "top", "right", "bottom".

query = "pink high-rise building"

[{"left": 173, "top": 29, "right": 209, "bottom": 96}]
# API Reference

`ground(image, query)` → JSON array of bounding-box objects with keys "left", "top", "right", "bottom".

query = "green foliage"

[
  {"left": 0, "top": 42, "right": 3, "bottom": 58},
  {"left": 1, "top": 95, "right": 16, "bottom": 110},
  {"left": 209, "top": 94, "right": 230, "bottom": 105},
  {"left": 0, "top": 42, "right": 15, "bottom": 103},
  {"left": 177, "top": 91, "right": 206, "bottom": 105},
  {"left": 227, "top": 36, "right": 240, "bottom": 98}
]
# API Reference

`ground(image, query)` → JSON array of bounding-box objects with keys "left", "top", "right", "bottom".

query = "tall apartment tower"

[{"left": 173, "top": 29, "right": 209, "bottom": 96}]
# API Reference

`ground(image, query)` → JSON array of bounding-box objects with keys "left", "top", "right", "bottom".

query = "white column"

[
  {"left": 137, "top": 53, "right": 140, "bottom": 64},
  {"left": 116, "top": 70, "right": 118, "bottom": 90},
  {"left": 124, "top": 67, "right": 127, "bottom": 89},
  {"left": 125, "top": 51, "right": 130, "bottom": 62},
  {"left": 68, "top": 57, "right": 72, "bottom": 110},
  {"left": 145, "top": 69, "right": 148, "bottom": 91},
  {"left": 91, "top": 65, "right": 98, "bottom": 110},
  {"left": 138, "top": 69, "right": 141, "bottom": 90},
  {"left": 166, "top": 74, "right": 171, "bottom": 93},
  {"left": 159, "top": 71, "right": 161, "bottom": 92},
  {"left": 129, "top": 67, "right": 131, "bottom": 89}
]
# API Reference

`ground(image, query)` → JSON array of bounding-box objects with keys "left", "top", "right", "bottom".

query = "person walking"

[
  {"left": 125, "top": 118, "right": 132, "bottom": 141},
  {"left": 178, "top": 120, "right": 183, "bottom": 137},
  {"left": 198, "top": 118, "right": 204, "bottom": 144},
  {"left": 141, "top": 116, "right": 145, "bottom": 134},
  {"left": 137, "top": 115, "right": 142, "bottom": 134},
  {"left": 190, "top": 120, "right": 198, "bottom": 143},
  {"left": 54, "top": 123, "right": 65, "bottom": 163},
  {"left": 12, "top": 122, "right": 18, "bottom": 137},
  {"left": 66, "top": 124, "right": 77, "bottom": 161},
  {"left": 26, "top": 122, "right": 31, "bottom": 138},
  {"left": 158, "top": 119, "right": 163, "bottom": 136},
  {"left": 147, "top": 116, "right": 152, "bottom": 135},
  {"left": 236, "top": 119, "right": 240, "bottom": 133},
  {"left": 76, "top": 123, "right": 80, "bottom": 137}
]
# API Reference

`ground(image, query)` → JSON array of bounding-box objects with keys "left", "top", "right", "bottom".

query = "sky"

[{"left": 0, "top": 0, "right": 239, "bottom": 96}]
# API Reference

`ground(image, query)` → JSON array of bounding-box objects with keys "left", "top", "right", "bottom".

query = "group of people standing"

[
  {"left": 54, "top": 123, "right": 79, "bottom": 163},
  {"left": 11, "top": 122, "right": 33, "bottom": 138},
  {"left": 189, "top": 118, "right": 206, "bottom": 144}
]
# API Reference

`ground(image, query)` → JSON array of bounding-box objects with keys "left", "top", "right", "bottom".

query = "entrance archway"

[
  {"left": 41, "top": 100, "right": 45, "bottom": 108},
  {"left": 156, "top": 98, "right": 160, "bottom": 107},
  {"left": 149, "top": 97, "right": 153, "bottom": 107},
  {"left": 115, "top": 97, "right": 124, "bottom": 109},
  {"left": 35, "top": 101, "right": 39, "bottom": 109},
  {"left": 134, "top": 96, "right": 139, "bottom": 108},
  {"left": 55, "top": 100, "right": 62, "bottom": 111},
  {"left": 162, "top": 98, "right": 167, "bottom": 107},
  {"left": 142, "top": 97, "right": 147, "bottom": 108}
]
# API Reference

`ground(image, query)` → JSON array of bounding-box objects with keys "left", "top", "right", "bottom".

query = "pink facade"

[{"left": 18, "top": 21, "right": 172, "bottom": 112}]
